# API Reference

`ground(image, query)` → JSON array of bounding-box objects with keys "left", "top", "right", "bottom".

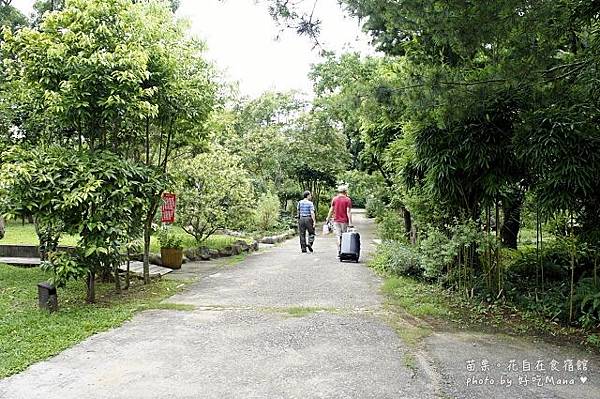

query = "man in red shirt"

[{"left": 327, "top": 184, "right": 352, "bottom": 256}]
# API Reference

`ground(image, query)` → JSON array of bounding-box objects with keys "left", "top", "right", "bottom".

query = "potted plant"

[{"left": 158, "top": 228, "right": 184, "bottom": 269}]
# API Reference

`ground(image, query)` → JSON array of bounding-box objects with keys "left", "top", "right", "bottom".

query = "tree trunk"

[
  {"left": 143, "top": 222, "right": 152, "bottom": 284},
  {"left": 402, "top": 207, "right": 412, "bottom": 241},
  {"left": 125, "top": 249, "right": 131, "bottom": 290},
  {"left": 143, "top": 196, "right": 161, "bottom": 284},
  {"left": 86, "top": 271, "right": 96, "bottom": 303},
  {"left": 0, "top": 217, "right": 4, "bottom": 240},
  {"left": 501, "top": 192, "right": 524, "bottom": 249},
  {"left": 34, "top": 220, "right": 60, "bottom": 261},
  {"left": 114, "top": 258, "right": 121, "bottom": 294}
]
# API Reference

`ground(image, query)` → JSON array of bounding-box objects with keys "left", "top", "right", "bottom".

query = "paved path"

[{"left": 1, "top": 210, "right": 599, "bottom": 398}]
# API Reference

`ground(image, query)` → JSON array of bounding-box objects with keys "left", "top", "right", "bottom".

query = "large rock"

[
  {"left": 232, "top": 244, "right": 244, "bottom": 255},
  {"left": 219, "top": 246, "right": 235, "bottom": 257},
  {"left": 258, "top": 229, "right": 298, "bottom": 245},
  {"left": 184, "top": 249, "right": 199, "bottom": 261},
  {"left": 198, "top": 247, "right": 211, "bottom": 261},
  {"left": 260, "top": 236, "right": 275, "bottom": 244},
  {"left": 220, "top": 229, "right": 246, "bottom": 238},
  {"left": 208, "top": 249, "right": 220, "bottom": 258},
  {"left": 234, "top": 240, "right": 250, "bottom": 252}
]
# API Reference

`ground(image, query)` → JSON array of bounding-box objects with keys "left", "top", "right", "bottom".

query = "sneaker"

[
  {"left": 301, "top": 249, "right": 307, "bottom": 253},
  {"left": 307, "top": 244, "right": 313, "bottom": 253}
]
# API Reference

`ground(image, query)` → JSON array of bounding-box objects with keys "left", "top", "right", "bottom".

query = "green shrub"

[
  {"left": 419, "top": 227, "right": 455, "bottom": 279},
  {"left": 157, "top": 228, "right": 184, "bottom": 249},
  {"left": 316, "top": 203, "right": 330, "bottom": 222},
  {"left": 173, "top": 146, "right": 254, "bottom": 243},
  {"left": 40, "top": 251, "right": 87, "bottom": 288},
  {"left": 338, "top": 170, "right": 385, "bottom": 209},
  {"left": 254, "top": 192, "right": 280, "bottom": 231},
  {"left": 366, "top": 197, "right": 385, "bottom": 219},
  {"left": 505, "top": 243, "right": 571, "bottom": 283},
  {"left": 575, "top": 278, "right": 600, "bottom": 329},
  {"left": 502, "top": 242, "right": 597, "bottom": 326},
  {"left": 370, "top": 241, "right": 423, "bottom": 277},
  {"left": 376, "top": 209, "right": 406, "bottom": 241}
]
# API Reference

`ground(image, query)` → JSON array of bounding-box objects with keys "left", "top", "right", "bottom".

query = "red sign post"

[{"left": 161, "top": 193, "right": 176, "bottom": 224}]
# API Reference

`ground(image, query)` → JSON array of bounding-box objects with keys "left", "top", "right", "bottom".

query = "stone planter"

[{"left": 160, "top": 248, "right": 183, "bottom": 269}]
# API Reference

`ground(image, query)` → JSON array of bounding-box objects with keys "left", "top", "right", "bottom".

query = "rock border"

[
  {"left": 131, "top": 239, "right": 260, "bottom": 265},
  {"left": 259, "top": 229, "right": 297, "bottom": 245},
  {"left": 3, "top": 228, "right": 296, "bottom": 268}
]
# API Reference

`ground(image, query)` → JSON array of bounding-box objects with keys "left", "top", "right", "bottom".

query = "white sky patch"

[{"left": 10, "top": 0, "right": 375, "bottom": 98}]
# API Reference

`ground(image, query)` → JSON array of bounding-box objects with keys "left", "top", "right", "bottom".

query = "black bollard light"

[{"left": 37, "top": 282, "right": 58, "bottom": 313}]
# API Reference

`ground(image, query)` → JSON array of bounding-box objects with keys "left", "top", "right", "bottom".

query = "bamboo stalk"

[{"left": 568, "top": 211, "right": 575, "bottom": 325}]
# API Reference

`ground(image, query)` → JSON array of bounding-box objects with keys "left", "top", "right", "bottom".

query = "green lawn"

[
  {"left": 148, "top": 226, "right": 249, "bottom": 253},
  {"left": 0, "top": 263, "right": 189, "bottom": 378},
  {"left": 1, "top": 221, "right": 78, "bottom": 247},
  {"left": 1, "top": 222, "right": 249, "bottom": 253}
]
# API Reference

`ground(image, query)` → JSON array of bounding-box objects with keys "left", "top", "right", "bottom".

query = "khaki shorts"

[{"left": 333, "top": 222, "right": 348, "bottom": 237}]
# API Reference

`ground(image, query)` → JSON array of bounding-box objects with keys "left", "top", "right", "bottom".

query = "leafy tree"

[
  {"left": 2, "top": 0, "right": 217, "bottom": 283},
  {"left": 337, "top": 170, "right": 385, "bottom": 209},
  {"left": 136, "top": 1, "right": 217, "bottom": 281},
  {"left": 310, "top": 52, "right": 378, "bottom": 171},
  {"left": 2, "top": 0, "right": 156, "bottom": 149},
  {"left": 265, "top": 0, "right": 322, "bottom": 45},
  {"left": 0, "top": 146, "right": 163, "bottom": 302},
  {"left": 172, "top": 146, "right": 254, "bottom": 243},
  {"left": 284, "top": 110, "right": 348, "bottom": 211},
  {"left": 254, "top": 192, "right": 281, "bottom": 232},
  {"left": 210, "top": 90, "right": 309, "bottom": 211},
  {"left": 310, "top": 53, "right": 414, "bottom": 234},
  {"left": 222, "top": 91, "right": 305, "bottom": 191},
  {"left": 0, "top": 1, "right": 28, "bottom": 29},
  {"left": 32, "top": 0, "right": 180, "bottom": 23}
]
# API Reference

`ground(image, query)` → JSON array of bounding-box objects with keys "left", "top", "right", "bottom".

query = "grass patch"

[
  {"left": 259, "top": 306, "right": 336, "bottom": 317},
  {"left": 144, "top": 303, "right": 196, "bottom": 311},
  {"left": 382, "top": 276, "right": 452, "bottom": 318},
  {"left": 223, "top": 253, "right": 248, "bottom": 266},
  {"left": 403, "top": 353, "right": 417, "bottom": 372},
  {"left": 283, "top": 306, "right": 330, "bottom": 317},
  {"left": 395, "top": 324, "right": 432, "bottom": 347},
  {"left": 0, "top": 263, "right": 189, "bottom": 378},
  {"left": 517, "top": 227, "right": 555, "bottom": 247},
  {"left": 379, "top": 273, "right": 600, "bottom": 353},
  {"left": 0, "top": 221, "right": 78, "bottom": 246},
  {"left": 379, "top": 275, "right": 449, "bottom": 347},
  {"left": 0, "top": 222, "right": 251, "bottom": 253}
]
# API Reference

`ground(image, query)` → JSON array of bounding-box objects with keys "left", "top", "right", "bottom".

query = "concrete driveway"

[{"left": 0, "top": 210, "right": 598, "bottom": 398}]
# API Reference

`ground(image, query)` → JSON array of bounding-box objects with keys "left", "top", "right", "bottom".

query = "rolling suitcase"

[{"left": 340, "top": 231, "right": 360, "bottom": 262}]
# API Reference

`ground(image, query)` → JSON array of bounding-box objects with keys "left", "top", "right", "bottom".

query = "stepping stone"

[
  {"left": 119, "top": 261, "right": 172, "bottom": 277},
  {"left": 0, "top": 257, "right": 41, "bottom": 267}
]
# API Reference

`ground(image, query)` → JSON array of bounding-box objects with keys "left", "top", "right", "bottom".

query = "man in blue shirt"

[{"left": 297, "top": 191, "right": 316, "bottom": 253}]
